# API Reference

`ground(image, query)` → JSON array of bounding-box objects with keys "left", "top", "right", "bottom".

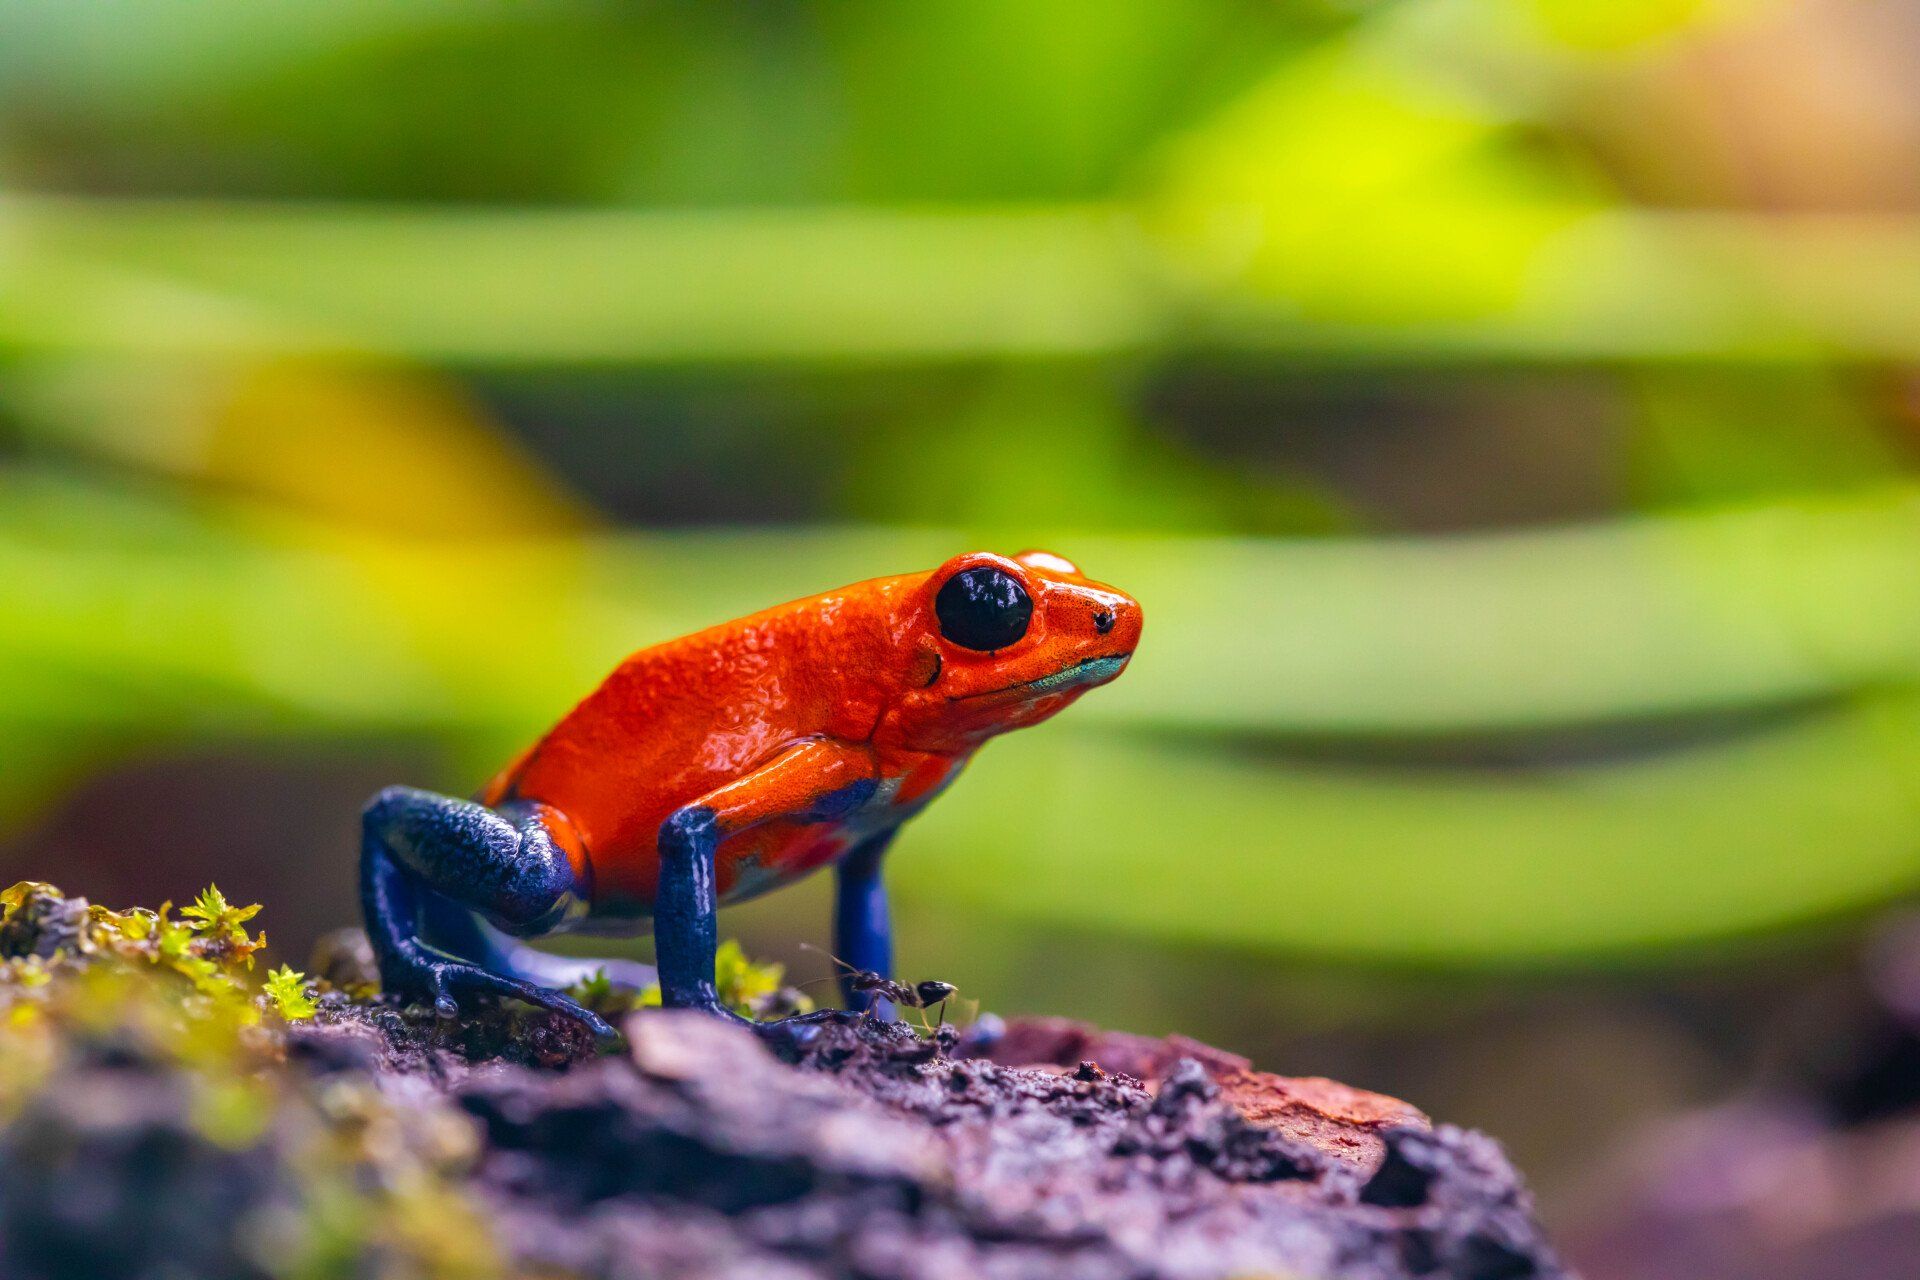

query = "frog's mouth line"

[{"left": 949, "top": 652, "right": 1132, "bottom": 702}]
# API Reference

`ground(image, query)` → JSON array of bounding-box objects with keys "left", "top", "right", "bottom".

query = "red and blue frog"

[{"left": 361, "top": 550, "right": 1142, "bottom": 1043}]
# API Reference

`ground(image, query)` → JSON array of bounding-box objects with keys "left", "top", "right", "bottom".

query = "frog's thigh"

[{"left": 361, "top": 786, "right": 585, "bottom": 932}]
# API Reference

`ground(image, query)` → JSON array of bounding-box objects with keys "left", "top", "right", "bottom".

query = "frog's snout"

[{"left": 1089, "top": 590, "right": 1142, "bottom": 655}]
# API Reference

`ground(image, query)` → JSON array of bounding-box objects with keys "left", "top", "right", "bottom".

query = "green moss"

[
  {"left": 0, "top": 881, "right": 505, "bottom": 1280},
  {"left": 0, "top": 880, "right": 846, "bottom": 1278},
  {"left": 0, "top": 878, "right": 279, "bottom": 1004},
  {"left": 565, "top": 937, "right": 813, "bottom": 1021},
  {"left": 264, "top": 964, "right": 319, "bottom": 1020}
]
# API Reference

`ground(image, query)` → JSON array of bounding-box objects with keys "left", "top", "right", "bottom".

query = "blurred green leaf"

[
  {"left": 906, "top": 703, "right": 1920, "bottom": 963},
  {"left": 12, "top": 473, "right": 1920, "bottom": 740},
  {"left": 0, "top": 0, "right": 1310, "bottom": 204},
  {"left": 10, "top": 475, "right": 1920, "bottom": 963},
  {"left": 0, "top": 199, "right": 1157, "bottom": 364},
  {"left": 11, "top": 198, "right": 1920, "bottom": 364}
]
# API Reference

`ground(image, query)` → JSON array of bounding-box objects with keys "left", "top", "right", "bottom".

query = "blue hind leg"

[
  {"left": 359, "top": 785, "right": 620, "bottom": 1042},
  {"left": 834, "top": 831, "right": 897, "bottom": 1018},
  {"left": 417, "top": 900, "right": 658, "bottom": 992}
]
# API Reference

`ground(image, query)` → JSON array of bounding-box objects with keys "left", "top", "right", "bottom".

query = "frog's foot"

[
  {"left": 421, "top": 905, "right": 659, "bottom": 999},
  {"left": 388, "top": 944, "right": 621, "bottom": 1047}
]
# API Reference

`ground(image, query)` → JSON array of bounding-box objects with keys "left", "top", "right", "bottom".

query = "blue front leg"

[
  {"left": 655, "top": 805, "right": 726, "bottom": 1013},
  {"left": 834, "top": 831, "right": 898, "bottom": 1016},
  {"left": 653, "top": 805, "right": 878, "bottom": 1047}
]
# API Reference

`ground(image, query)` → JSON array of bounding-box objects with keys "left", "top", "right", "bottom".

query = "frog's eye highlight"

[{"left": 935, "top": 567, "right": 1033, "bottom": 651}]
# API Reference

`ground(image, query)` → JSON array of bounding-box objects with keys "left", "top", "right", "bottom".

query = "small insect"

[
  {"left": 845, "top": 971, "right": 958, "bottom": 1011},
  {"left": 801, "top": 945, "right": 961, "bottom": 1030}
]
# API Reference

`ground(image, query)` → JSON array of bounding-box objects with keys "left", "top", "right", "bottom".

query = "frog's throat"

[{"left": 947, "top": 652, "right": 1131, "bottom": 702}]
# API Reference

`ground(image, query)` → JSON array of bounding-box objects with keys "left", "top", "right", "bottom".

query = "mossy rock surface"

[{"left": 0, "top": 883, "right": 1568, "bottom": 1280}]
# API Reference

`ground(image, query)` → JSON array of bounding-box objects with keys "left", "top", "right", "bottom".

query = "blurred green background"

[{"left": 7, "top": 0, "right": 1920, "bottom": 1256}]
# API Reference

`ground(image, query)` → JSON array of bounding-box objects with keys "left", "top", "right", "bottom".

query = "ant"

[
  {"left": 800, "top": 945, "right": 961, "bottom": 1031},
  {"left": 846, "top": 972, "right": 958, "bottom": 1012}
]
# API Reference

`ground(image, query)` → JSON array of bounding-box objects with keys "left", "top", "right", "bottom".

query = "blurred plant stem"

[
  {"left": 10, "top": 470, "right": 1920, "bottom": 962},
  {"left": 8, "top": 197, "right": 1920, "bottom": 364}
]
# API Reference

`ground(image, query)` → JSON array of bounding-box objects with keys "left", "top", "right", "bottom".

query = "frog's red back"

[{"left": 480, "top": 571, "right": 932, "bottom": 913}]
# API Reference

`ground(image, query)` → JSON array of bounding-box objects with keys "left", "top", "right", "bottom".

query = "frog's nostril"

[{"left": 1093, "top": 609, "right": 1115, "bottom": 635}]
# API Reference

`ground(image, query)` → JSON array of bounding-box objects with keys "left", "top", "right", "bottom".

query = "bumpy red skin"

[{"left": 479, "top": 550, "right": 1141, "bottom": 923}]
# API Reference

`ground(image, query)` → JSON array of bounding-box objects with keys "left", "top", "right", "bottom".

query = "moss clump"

[
  {"left": 0, "top": 880, "right": 820, "bottom": 1279},
  {"left": 0, "top": 882, "right": 501, "bottom": 1280},
  {"left": 263, "top": 964, "right": 319, "bottom": 1020},
  {"left": 564, "top": 937, "right": 813, "bottom": 1022},
  {"left": 0, "top": 878, "right": 272, "bottom": 1001}
]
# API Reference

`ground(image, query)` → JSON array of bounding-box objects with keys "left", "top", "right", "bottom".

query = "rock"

[
  {"left": 975, "top": 1014, "right": 1431, "bottom": 1171},
  {"left": 305, "top": 926, "right": 379, "bottom": 993},
  {"left": 433, "top": 1009, "right": 1570, "bottom": 1280},
  {"left": 0, "top": 886, "right": 1570, "bottom": 1280},
  {"left": 0, "top": 1065, "right": 282, "bottom": 1280},
  {"left": 0, "top": 885, "right": 92, "bottom": 961}
]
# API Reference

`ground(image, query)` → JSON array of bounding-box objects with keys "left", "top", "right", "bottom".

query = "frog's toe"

[
  {"left": 748, "top": 1007, "right": 867, "bottom": 1053},
  {"left": 409, "top": 955, "right": 621, "bottom": 1045},
  {"left": 489, "top": 976, "right": 622, "bottom": 1045}
]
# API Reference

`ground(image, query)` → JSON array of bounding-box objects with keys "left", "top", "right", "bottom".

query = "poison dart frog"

[{"left": 360, "top": 550, "right": 1142, "bottom": 1043}]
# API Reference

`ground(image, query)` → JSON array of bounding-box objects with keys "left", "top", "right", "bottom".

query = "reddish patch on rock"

[
  {"left": 979, "top": 1016, "right": 1427, "bottom": 1170},
  {"left": 1217, "top": 1070, "right": 1429, "bottom": 1169}
]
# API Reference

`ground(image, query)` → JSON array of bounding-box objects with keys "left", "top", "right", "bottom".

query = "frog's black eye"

[{"left": 935, "top": 567, "right": 1032, "bottom": 651}]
